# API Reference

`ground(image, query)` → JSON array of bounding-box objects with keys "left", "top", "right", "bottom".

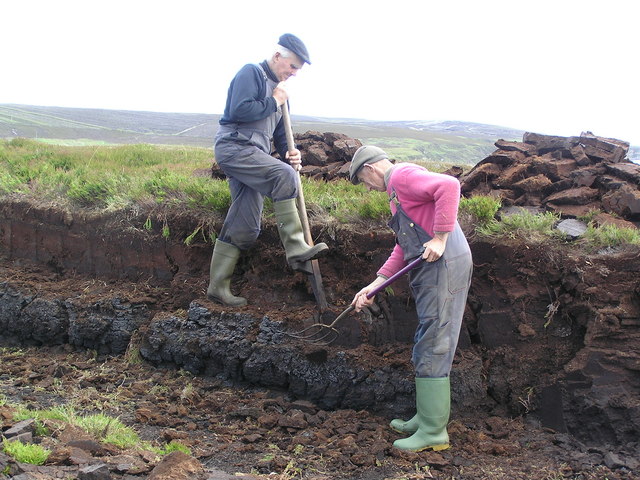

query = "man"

[
  {"left": 349, "top": 146, "right": 473, "bottom": 452},
  {"left": 208, "top": 34, "right": 328, "bottom": 307}
]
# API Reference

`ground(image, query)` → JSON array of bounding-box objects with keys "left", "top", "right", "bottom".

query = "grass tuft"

[
  {"left": 580, "top": 223, "right": 640, "bottom": 249},
  {"left": 163, "top": 440, "right": 191, "bottom": 455},
  {"left": 76, "top": 413, "right": 140, "bottom": 449},
  {"left": 12, "top": 405, "right": 141, "bottom": 449},
  {"left": 2, "top": 439, "right": 50, "bottom": 465},
  {"left": 476, "top": 210, "right": 563, "bottom": 242},
  {"left": 459, "top": 195, "right": 501, "bottom": 225}
]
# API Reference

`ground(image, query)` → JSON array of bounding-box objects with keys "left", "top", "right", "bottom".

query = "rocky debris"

[
  {"left": 78, "top": 464, "right": 111, "bottom": 480},
  {"left": 1, "top": 404, "right": 247, "bottom": 480},
  {"left": 2, "top": 419, "right": 35, "bottom": 444},
  {"left": 147, "top": 451, "right": 205, "bottom": 480},
  {"left": 556, "top": 218, "right": 588, "bottom": 239},
  {"left": 1, "top": 417, "right": 209, "bottom": 480},
  {"left": 1, "top": 346, "right": 637, "bottom": 480},
  {"left": 461, "top": 131, "right": 640, "bottom": 226}
]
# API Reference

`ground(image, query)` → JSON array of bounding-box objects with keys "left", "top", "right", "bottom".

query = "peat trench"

[{"left": 0, "top": 197, "right": 639, "bottom": 468}]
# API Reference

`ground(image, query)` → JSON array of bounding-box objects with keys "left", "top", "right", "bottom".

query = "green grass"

[
  {"left": 35, "top": 138, "right": 114, "bottom": 146},
  {"left": 162, "top": 440, "right": 191, "bottom": 455},
  {"left": 298, "top": 177, "right": 388, "bottom": 222},
  {"left": 0, "top": 138, "right": 221, "bottom": 210},
  {"left": 459, "top": 195, "right": 502, "bottom": 225},
  {"left": 476, "top": 210, "right": 564, "bottom": 241},
  {"left": 469, "top": 201, "right": 640, "bottom": 248},
  {"left": 2, "top": 439, "right": 50, "bottom": 465},
  {"left": 77, "top": 413, "right": 140, "bottom": 448},
  {"left": 8, "top": 404, "right": 190, "bottom": 454},
  {"left": 574, "top": 210, "right": 640, "bottom": 247},
  {"left": 0, "top": 138, "right": 387, "bottom": 223},
  {"left": 581, "top": 223, "right": 640, "bottom": 249},
  {"left": 13, "top": 405, "right": 140, "bottom": 449}
]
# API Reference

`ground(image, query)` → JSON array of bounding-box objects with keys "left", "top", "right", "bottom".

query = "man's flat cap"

[
  {"left": 278, "top": 33, "right": 311, "bottom": 65},
  {"left": 349, "top": 145, "right": 389, "bottom": 184}
]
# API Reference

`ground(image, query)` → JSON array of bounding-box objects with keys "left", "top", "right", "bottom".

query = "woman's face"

[{"left": 358, "top": 164, "right": 385, "bottom": 192}]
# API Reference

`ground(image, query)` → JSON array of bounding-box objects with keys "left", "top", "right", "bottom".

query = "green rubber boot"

[
  {"left": 390, "top": 414, "right": 419, "bottom": 434},
  {"left": 273, "top": 199, "right": 328, "bottom": 271},
  {"left": 393, "top": 377, "right": 451, "bottom": 452},
  {"left": 206, "top": 240, "right": 247, "bottom": 307}
]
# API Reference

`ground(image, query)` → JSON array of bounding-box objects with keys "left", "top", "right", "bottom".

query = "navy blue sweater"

[{"left": 219, "top": 62, "right": 288, "bottom": 159}]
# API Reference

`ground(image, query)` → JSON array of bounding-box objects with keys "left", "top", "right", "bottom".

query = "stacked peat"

[
  {"left": 461, "top": 132, "right": 640, "bottom": 228},
  {"left": 294, "top": 131, "right": 362, "bottom": 181}
]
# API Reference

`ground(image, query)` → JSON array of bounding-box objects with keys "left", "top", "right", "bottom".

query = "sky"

[{"left": 2, "top": 0, "right": 638, "bottom": 145}]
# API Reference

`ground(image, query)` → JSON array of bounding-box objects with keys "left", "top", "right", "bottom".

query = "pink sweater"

[{"left": 377, "top": 163, "right": 461, "bottom": 278}]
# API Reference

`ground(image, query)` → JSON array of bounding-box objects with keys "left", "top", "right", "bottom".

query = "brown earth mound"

[{"left": 1, "top": 131, "right": 639, "bottom": 480}]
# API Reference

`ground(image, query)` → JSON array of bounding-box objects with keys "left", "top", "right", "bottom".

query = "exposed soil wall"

[{"left": 1, "top": 197, "right": 638, "bottom": 451}]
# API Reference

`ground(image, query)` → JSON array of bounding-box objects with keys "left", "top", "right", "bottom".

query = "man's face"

[{"left": 272, "top": 52, "right": 303, "bottom": 81}]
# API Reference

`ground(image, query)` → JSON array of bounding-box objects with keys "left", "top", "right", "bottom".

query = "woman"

[{"left": 349, "top": 145, "right": 473, "bottom": 452}]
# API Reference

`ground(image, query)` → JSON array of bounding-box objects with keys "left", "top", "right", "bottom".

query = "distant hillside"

[
  {"left": 4, "top": 104, "right": 635, "bottom": 165},
  {"left": 0, "top": 104, "right": 219, "bottom": 147}
]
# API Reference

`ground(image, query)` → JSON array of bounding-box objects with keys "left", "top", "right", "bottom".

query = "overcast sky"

[{"left": 2, "top": 0, "right": 638, "bottom": 145}]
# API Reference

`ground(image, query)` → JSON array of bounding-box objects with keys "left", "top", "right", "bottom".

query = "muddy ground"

[
  {"left": 0, "top": 343, "right": 630, "bottom": 480},
  {"left": 1, "top": 187, "right": 639, "bottom": 479}
]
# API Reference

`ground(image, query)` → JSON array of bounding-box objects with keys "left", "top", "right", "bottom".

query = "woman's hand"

[
  {"left": 422, "top": 232, "right": 450, "bottom": 262},
  {"left": 351, "top": 277, "right": 386, "bottom": 312}
]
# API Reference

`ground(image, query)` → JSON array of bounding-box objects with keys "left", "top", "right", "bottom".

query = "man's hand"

[
  {"left": 273, "top": 81, "right": 289, "bottom": 106},
  {"left": 286, "top": 149, "right": 301, "bottom": 171}
]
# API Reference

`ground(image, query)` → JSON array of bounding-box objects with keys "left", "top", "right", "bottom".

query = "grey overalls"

[
  {"left": 388, "top": 190, "right": 473, "bottom": 378},
  {"left": 214, "top": 64, "right": 298, "bottom": 250}
]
